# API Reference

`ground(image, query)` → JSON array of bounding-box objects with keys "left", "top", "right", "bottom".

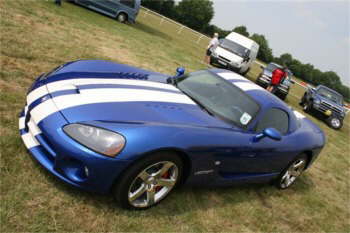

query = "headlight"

[
  {"left": 314, "top": 98, "right": 321, "bottom": 104},
  {"left": 212, "top": 51, "right": 218, "bottom": 57},
  {"left": 63, "top": 124, "right": 125, "bottom": 157}
]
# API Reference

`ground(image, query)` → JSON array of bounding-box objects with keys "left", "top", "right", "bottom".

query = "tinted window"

[
  {"left": 176, "top": 71, "right": 260, "bottom": 128},
  {"left": 255, "top": 108, "right": 289, "bottom": 134},
  {"left": 120, "top": 0, "right": 135, "bottom": 8}
]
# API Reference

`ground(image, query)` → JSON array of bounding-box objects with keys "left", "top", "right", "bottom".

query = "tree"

[
  {"left": 250, "top": 33, "right": 273, "bottom": 63},
  {"left": 277, "top": 53, "right": 293, "bottom": 66},
  {"left": 159, "top": 0, "right": 177, "bottom": 19},
  {"left": 232, "top": 26, "right": 249, "bottom": 37},
  {"left": 175, "top": 0, "right": 214, "bottom": 32},
  {"left": 141, "top": 0, "right": 163, "bottom": 12}
]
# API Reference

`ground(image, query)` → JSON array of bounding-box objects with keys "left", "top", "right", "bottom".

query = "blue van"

[{"left": 71, "top": 0, "right": 141, "bottom": 23}]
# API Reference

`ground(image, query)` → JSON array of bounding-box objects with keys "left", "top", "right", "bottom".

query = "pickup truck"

[
  {"left": 256, "top": 63, "right": 294, "bottom": 100},
  {"left": 300, "top": 85, "right": 346, "bottom": 129}
]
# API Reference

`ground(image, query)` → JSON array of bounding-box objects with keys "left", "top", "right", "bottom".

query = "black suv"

[{"left": 300, "top": 85, "right": 346, "bottom": 129}]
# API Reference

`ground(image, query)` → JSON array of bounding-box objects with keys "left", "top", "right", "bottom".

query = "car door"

[
  {"left": 216, "top": 107, "right": 292, "bottom": 174},
  {"left": 83, "top": 0, "right": 116, "bottom": 17}
]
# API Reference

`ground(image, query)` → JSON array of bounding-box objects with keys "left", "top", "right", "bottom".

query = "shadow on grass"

[
  {"left": 27, "top": 152, "right": 315, "bottom": 217},
  {"left": 132, "top": 22, "right": 173, "bottom": 41}
]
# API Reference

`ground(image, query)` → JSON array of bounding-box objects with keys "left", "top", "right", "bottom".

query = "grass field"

[{"left": 1, "top": 0, "right": 349, "bottom": 232}]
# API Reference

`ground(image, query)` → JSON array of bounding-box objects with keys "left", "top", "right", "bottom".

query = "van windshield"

[{"left": 219, "top": 39, "right": 250, "bottom": 58}]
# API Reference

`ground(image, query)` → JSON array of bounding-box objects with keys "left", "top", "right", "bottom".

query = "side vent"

[{"left": 116, "top": 72, "right": 148, "bottom": 80}]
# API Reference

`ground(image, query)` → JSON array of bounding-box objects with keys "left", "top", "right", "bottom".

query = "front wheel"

[
  {"left": 240, "top": 67, "right": 250, "bottom": 76},
  {"left": 303, "top": 101, "right": 312, "bottom": 112},
  {"left": 275, "top": 154, "right": 308, "bottom": 189},
  {"left": 113, "top": 152, "right": 183, "bottom": 209},
  {"left": 117, "top": 13, "right": 127, "bottom": 23},
  {"left": 279, "top": 93, "right": 287, "bottom": 101},
  {"left": 327, "top": 116, "right": 343, "bottom": 130}
]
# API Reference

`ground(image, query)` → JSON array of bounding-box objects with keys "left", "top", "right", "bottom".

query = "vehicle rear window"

[
  {"left": 255, "top": 108, "right": 289, "bottom": 134},
  {"left": 120, "top": 0, "right": 135, "bottom": 8}
]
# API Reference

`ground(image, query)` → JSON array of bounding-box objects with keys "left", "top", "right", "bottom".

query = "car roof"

[
  {"left": 210, "top": 69, "right": 290, "bottom": 111},
  {"left": 268, "top": 62, "right": 282, "bottom": 68}
]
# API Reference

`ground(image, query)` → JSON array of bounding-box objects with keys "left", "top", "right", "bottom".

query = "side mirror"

[
  {"left": 244, "top": 57, "right": 250, "bottom": 62},
  {"left": 252, "top": 128, "right": 282, "bottom": 143},
  {"left": 175, "top": 67, "right": 185, "bottom": 77}
]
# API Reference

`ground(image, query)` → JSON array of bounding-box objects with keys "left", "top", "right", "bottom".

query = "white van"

[{"left": 210, "top": 32, "right": 259, "bottom": 75}]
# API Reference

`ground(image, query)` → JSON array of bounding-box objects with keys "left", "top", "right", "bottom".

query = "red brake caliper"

[{"left": 155, "top": 171, "right": 169, "bottom": 192}]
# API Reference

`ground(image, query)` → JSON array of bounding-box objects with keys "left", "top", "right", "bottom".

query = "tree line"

[{"left": 141, "top": 0, "right": 349, "bottom": 102}]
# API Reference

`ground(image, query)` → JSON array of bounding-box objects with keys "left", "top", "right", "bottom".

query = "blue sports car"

[{"left": 19, "top": 60, "right": 325, "bottom": 209}]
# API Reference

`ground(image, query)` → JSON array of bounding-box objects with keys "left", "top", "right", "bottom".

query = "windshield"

[
  {"left": 219, "top": 39, "right": 250, "bottom": 58},
  {"left": 317, "top": 87, "right": 343, "bottom": 104},
  {"left": 176, "top": 71, "right": 260, "bottom": 128},
  {"left": 266, "top": 63, "right": 281, "bottom": 72}
]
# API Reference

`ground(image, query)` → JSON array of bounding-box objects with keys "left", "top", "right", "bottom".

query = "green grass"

[{"left": 1, "top": 0, "right": 349, "bottom": 232}]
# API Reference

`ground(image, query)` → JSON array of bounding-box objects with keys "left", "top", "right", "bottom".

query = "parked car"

[
  {"left": 19, "top": 60, "right": 325, "bottom": 209},
  {"left": 210, "top": 32, "right": 259, "bottom": 75},
  {"left": 256, "top": 62, "right": 294, "bottom": 100},
  {"left": 300, "top": 85, "right": 346, "bottom": 129},
  {"left": 70, "top": 0, "right": 141, "bottom": 23}
]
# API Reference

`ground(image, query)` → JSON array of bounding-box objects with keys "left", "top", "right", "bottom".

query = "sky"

[{"left": 210, "top": 0, "right": 349, "bottom": 86}]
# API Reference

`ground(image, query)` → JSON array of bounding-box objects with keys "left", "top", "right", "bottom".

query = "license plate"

[{"left": 218, "top": 60, "right": 227, "bottom": 66}]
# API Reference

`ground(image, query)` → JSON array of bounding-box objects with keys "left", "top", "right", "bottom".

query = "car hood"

[
  {"left": 263, "top": 70, "right": 272, "bottom": 77},
  {"left": 317, "top": 96, "right": 343, "bottom": 109},
  {"left": 214, "top": 46, "right": 244, "bottom": 64},
  {"left": 46, "top": 78, "right": 232, "bottom": 129}
]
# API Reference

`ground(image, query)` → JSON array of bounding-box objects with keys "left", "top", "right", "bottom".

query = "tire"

[
  {"left": 327, "top": 116, "right": 343, "bottom": 130},
  {"left": 302, "top": 101, "right": 312, "bottom": 113},
  {"left": 117, "top": 13, "right": 127, "bottom": 23},
  {"left": 275, "top": 154, "right": 308, "bottom": 189},
  {"left": 280, "top": 93, "right": 287, "bottom": 101},
  {"left": 113, "top": 152, "right": 183, "bottom": 210},
  {"left": 299, "top": 93, "right": 307, "bottom": 106},
  {"left": 241, "top": 67, "right": 250, "bottom": 76}
]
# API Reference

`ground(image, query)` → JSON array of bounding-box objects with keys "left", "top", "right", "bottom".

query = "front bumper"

[
  {"left": 311, "top": 103, "right": 344, "bottom": 119},
  {"left": 210, "top": 56, "right": 241, "bottom": 72},
  {"left": 19, "top": 103, "right": 132, "bottom": 194}
]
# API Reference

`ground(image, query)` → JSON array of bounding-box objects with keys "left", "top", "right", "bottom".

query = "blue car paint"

[{"left": 19, "top": 60, "right": 325, "bottom": 193}]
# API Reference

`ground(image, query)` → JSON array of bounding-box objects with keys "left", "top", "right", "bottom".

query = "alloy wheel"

[
  {"left": 280, "top": 158, "right": 306, "bottom": 189},
  {"left": 128, "top": 161, "right": 178, "bottom": 208}
]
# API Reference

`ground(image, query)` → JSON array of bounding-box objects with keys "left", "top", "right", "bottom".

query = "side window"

[
  {"left": 255, "top": 108, "right": 289, "bottom": 134},
  {"left": 120, "top": 0, "right": 135, "bottom": 8}
]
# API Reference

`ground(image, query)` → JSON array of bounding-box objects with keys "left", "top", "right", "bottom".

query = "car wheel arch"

[
  {"left": 109, "top": 148, "right": 192, "bottom": 193},
  {"left": 116, "top": 11, "right": 128, "bottom": 22},
  {"left": 302, "top": 150, "right": 313, "bottom": 169}
]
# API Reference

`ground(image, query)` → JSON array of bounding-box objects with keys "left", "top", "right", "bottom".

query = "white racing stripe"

[
  {"left": 30, "top": 88, "right": 196, "bottom": 123},
  {"left": 233, "top": 81, "right": 265, "bottom": 92},
  {"left": 46, "top": 78, "right": 178, "bottom": 93},
  {"left": 26, "top": 78, "right": 179, "bottom": 107},
  {"left": 27, "top": 86, "right": 49, "bottom": 106},
  {"left": 19, "top": 117, "right": 25, "bottom": 130},
  {"left": 21, "top": 133, "right": 39, "bottom": 149},
  {"left": 27, "top": 118, "right": 42, "bottom": 136},
  {"left": 217, "top": 72, "right": 248, "bottom": 82}
]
